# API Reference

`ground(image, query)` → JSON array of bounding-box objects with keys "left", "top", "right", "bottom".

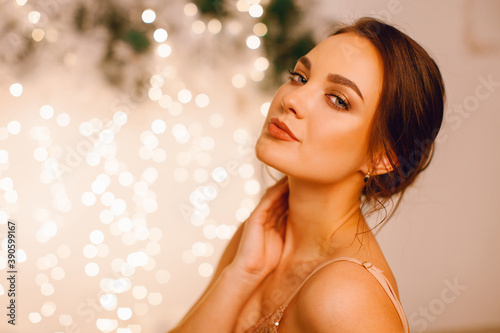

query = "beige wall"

[{"left": 312, "top": 1, "right": 500, "bottom": 332}]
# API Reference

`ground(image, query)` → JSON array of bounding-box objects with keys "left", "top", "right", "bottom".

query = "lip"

[{"left": 268, "top": 117, "right": 299, "bottom": 142}]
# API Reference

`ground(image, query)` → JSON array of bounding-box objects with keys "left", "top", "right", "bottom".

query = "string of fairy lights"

[{"left": 0, "top": 0, "right": 304, "bottom": 331}]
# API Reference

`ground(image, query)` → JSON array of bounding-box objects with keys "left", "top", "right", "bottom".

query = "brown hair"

[{"left": 332, "top": 17, "right": 445, "bottom": 224}]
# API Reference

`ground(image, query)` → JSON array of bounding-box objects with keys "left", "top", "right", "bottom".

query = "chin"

[{"left": 255, "top": 132, "right": 293, "bottom": 176}]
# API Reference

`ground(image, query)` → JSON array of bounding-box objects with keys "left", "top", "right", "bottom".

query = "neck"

[{"left": 281, "top": 175, "right": 368, "bottom": 264}]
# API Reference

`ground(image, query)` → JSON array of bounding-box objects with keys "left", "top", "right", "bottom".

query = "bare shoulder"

[{"left": 292, "top": 260, "right": 405, "bottom": 333}]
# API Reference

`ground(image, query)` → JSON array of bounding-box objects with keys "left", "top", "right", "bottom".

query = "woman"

[{"left": 170, "top": 17, "right": 444, "bottom": 332}]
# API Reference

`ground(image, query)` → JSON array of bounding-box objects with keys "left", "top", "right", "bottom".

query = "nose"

[{"left": 281, "top": 87, "right": 311, "bottom": 119}]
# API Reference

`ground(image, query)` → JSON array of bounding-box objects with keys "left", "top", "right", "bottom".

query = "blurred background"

[{"left": 0, "top": 0, "right": 499, "bottom": 332}]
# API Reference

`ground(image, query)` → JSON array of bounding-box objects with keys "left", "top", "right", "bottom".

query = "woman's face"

[{"left": 255, "top": 32, "right": 384, "bottom": 184}]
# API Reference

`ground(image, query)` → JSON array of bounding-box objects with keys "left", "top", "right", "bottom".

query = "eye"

[
  {"left": 327, "top": 94, "right": 350, "bottom": 111},
  {"left": 288, "top": 70, "right": 307, "bottom": 84}
]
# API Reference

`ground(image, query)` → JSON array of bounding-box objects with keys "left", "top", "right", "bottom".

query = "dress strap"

[{"left": 280, "top": 257, "right": 409, "bottom": 333}]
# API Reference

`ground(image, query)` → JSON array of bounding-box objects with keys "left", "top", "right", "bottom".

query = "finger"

[
  {"left": 259, "top": 185, "right": 289, "bottom": 211},
  {"left": 276, "top": 211, "right": 288, "bottom": 238},
  {"left": 276, "top": 175, "right": 288, "bottom": 184},
  {"left": 267, "top": 179, "right": 289, "bottom": 197},
  {"left": 267, "top": 195, "right": 289, "bottom": 223},
  {"left": 267, "top": 175, "right": 288, "bottom": 191}
]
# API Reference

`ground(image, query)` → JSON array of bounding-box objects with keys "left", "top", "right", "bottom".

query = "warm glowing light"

[
  {"left": 119, "top": 171, "right": 133, "bottom": 186},
  {"left": 7, "top": 121, "right": 21, "bottom": 135},
  {"left": 254, "top": 57, "right": 269, "bottom": 71},
  {"left": 195, "top": 94, "right": 209, "bottom": 108},
  {"left": 90, "top": 230, "right": 104, "bottom": 244},
  {"left": 184, "top": 3, "right": 198, "bottom": 16},
  {"left": 178, "top": 89, "right": 192, "bottom": 104},
  {"left": 0, "top": 150, "right": 8, "bottom": 164},
  {"left": 148, "top": 292, "right": 163, "bottom": 306},
  {"left": 233, "top": 128, "right": 249, "bottom": 143},
  {"left": 59, "top": 314, "right": 73, "bottom": 326},
  {"left": 29, "top": 312, "right": 42, "bottom": 323},
  {"left": 142, "top": 9, "right": 156, "bottom": 24},
  {"left": 154, "top": 28, "right": 168, "bottom": 42},
  {"left": 203, "top": 224, "right": 217, "bottom": 239},
  {"left": 85, "top": 262, "right": 100, "bottom": 277},
  {"left": 192, "top": 20, "right": 206, "bottom": 34},
  {"left": 117, "top": 307, "right": 132, "bottom": 320},
  {"left": 151, "top": 119, "right": 166, "bottom": 134},
  {"left": 260, "top": 102, "right": 270, "bottom": 116},
  {"left": 245, "top": 179, "right": 261, "bottom": 195},
  {"left": 40, "top": 105, "right": 54, "bottom": 119},
  {"left": 198, "top": 262, "right": 214, "bottom": 277},
  {"left": 238, "top": 163, "right": 255, "bottom": 178},
  {"left": 236, "top": 0, "right": 250, "bottom": 12},
  {"left": 246, "top": 35, "right": 261, "bottom": 49},
  {"left": 200, "top": 136, "right": 215, "bottom": 151},
  {"left": 157, "top": 44, "right": 171, "bottom": 58},
  {"left": 207, "top": 19, "right": 222, "bottom": 34},
  {"left": 99, "top": 129, "right": 114, "bottom": 144},
  {"left": 236, "top": 207, "right": 250, "bottom": 222},
  {"left": 41, "top": 302, "right": 56, "bottom": 316},
  {"left": 32, "top": 28, "right": 44, "bottom": 41},
  {"left": 232, "top": 74, "right": 246, "bottom": 88},
  {"left": 253, "top": 22, "right": 268, "bottom": 36},
  {"left": 150, "top": 74, "right": 164, "bottom": 87},
  {"left": 208, "top": 113, "right": 224, "bottom": 128},
  {"left": 132, "top": 285, "right": 148, "bottom": 299},
  {"left": 172, "top": 124, "right": 190, "bottom": 143},
  {"left": 250, "top": 69, "right": 265, "bottom": 82},
  {"left": 28, "top": 11, "right": 41, "bottom": 24},
  {"left": 249, "top": 4, "right": 263, "bottom": 17},
  {"left": 56, "top": 113, "right": 70, "bottom": 127},
  {"left": 113, "top": 111, "right": 128, "bottom": 126},
  {"left": 82, "top": 192, "right": 96, "bottom": 206},
  {"left": 156, "top": 270, "right": 171, "bottom": 284},
  {"left": 111, "top": 198, "right": 127, "bottom": 215},
  {"left": 9, "top": 83, "right": 23, "bottom": 97},
  {"left": 148, "top": 87, "right": 162, "bottom": 101}
]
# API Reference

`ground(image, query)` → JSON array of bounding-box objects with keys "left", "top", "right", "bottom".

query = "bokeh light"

[
  {"left": 184, "top": 3, "right": 198, "bottom": 16},
  {"left": 246, "top": 35, "right": 261, "bottom": 49},
  {"left": 9, "top": 83, "right": 23, "bottom": 97},
  {"left": 141, "top": 9, "right": 156, "bottom": 24},
  {"left": 154, "top": 28, "right": 168, "bottom": 42}
]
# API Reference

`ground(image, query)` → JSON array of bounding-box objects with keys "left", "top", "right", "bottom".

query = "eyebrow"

[{"left": 297, "top": 56, "right": 364, "bottom": 101}]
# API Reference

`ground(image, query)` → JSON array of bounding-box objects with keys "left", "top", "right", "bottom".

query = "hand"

[{"left": 230, "top": 176, "right": 289, "bottom": 282}]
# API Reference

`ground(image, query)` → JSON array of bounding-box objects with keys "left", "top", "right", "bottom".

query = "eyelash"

[{"left": 287, "top": 69, "right": 350, "bottom": 112}]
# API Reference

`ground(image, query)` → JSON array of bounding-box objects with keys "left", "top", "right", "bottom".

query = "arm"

[{"left": 169, "top": 176, "right": 289, "bottom": 333}]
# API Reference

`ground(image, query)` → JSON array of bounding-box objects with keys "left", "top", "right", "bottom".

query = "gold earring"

[{"left": 363, "top": 170, "right": 371, "bottom": 184}]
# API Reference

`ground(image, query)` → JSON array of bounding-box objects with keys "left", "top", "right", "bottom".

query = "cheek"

[{"left": 305, "top": 116, "right": 369, "bottom": 166}]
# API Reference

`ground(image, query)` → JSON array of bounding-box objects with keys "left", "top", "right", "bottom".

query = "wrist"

[{"left": 224, "top": 263, "right": 266, "bottom": 288}]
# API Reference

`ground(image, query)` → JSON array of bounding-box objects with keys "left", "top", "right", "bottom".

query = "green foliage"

[
  {"left": 73, "top": 2, "right": 152, "bottom": 87},
  {"left": 124, "top": 29, "right": 150, "bottom": 53},
  {"left": 261, "top": 0, "right": 315, "bottom": 85},
  {"left": 194, "top": 0, "right": 316, "bottom": 86},
  {"left": 193, "top": 0, "right": 226, "bottom": 17}
]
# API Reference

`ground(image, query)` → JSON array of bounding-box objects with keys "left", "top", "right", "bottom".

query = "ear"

[
  {"left": 371, "top": 153, "right": 396, "bottom": 176},
  {"left": 362, "top": 150, "right": 398, "bottom": 177}
]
